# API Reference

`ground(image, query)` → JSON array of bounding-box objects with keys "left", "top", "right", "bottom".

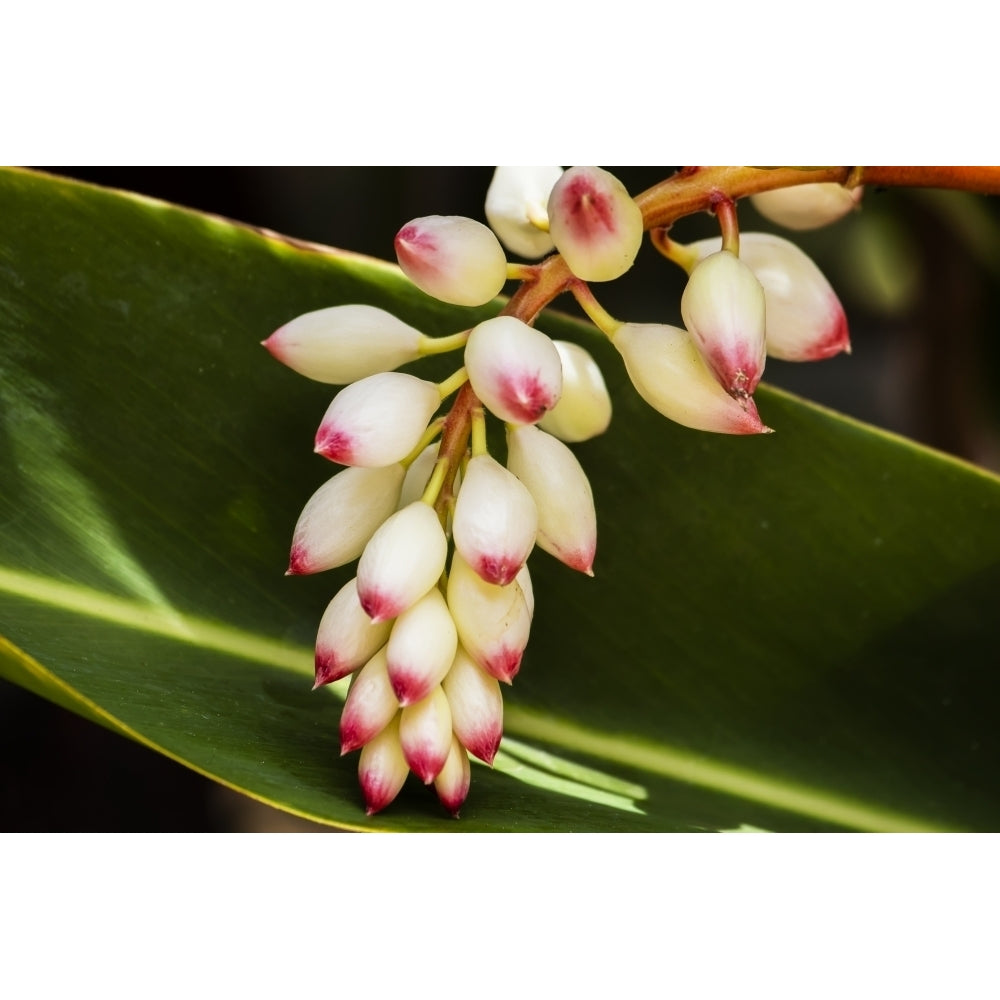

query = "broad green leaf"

[{"left": 2, "top": 167, "right": 999, "bottom": 831}]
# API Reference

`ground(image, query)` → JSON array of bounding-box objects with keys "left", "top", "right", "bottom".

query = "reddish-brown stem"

[
  {"left": 434, "top": 382, "right": 475, "bottom": 521},
  {"left": 635, "top": 165, "right": 1000, "bottom": 230},
  {"left": 711, "top": 193, "right": 740, "bottom": 255}
]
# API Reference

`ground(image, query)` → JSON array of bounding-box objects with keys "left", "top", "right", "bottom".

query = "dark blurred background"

[{"left": 5, "top": 166, "right": 1000, "bottom": 830}]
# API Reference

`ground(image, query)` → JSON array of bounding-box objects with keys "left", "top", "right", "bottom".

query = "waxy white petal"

[
  {"left": 287, "top": 464, "right": 405, "bottom": 576},
  {"left": 395, "top": 215, "right": 508, "bottom": 307},
  {"left": 485, "top": 166, "right": 563, "bottom": 259},
  {"left": 446, "top": 552, "right": 532, "bottom": 684},
  {"left": 358, "top": 714, "right": 408, "bottom": 815},
  {"left": 506, "top": 424, "right": 596, "bottom": 575},
  {"left": 537, "top": 341, "right": 612, "bottom": 442},
  {"left": 516, "top": 563, "right": 534, "bottom": 619},
  {"left": 263, "top": 305, "right": 422, "bottom": 385},
  {"left": 689, "top": 233, "right": 849, "bottom": 361},
  {"left": 680, "top": 250, "right": 767, "bottom": 399},
  {"left": 399, "top": 686, "right": 453, "bottom": 784},
  {"left": 356, "top": 501, "right": 448, "bottom": 623},
  {"left": 613, "top": 322, "right": 769, "bottom": 434},
  {"left": 386, "top": 586, "right": 458, "bottom": 706},
  {"left": 751, "top": 182, "right": 863, "bottom": 231},
  {"left": 398, "top": 443, "right": 439, "bottom": 509},
  {"left": 434, "top": 735, "right": 472, "bottom": 817},
  {"left": 464, "top": 316, "right": 562, "bottom": 425},
  {"left": 442, "top": 645, "right": 503, "bottom": 765},
  {"left": 339, "top": 646, "right": 398, "bottom": 754},
  {"left": 547, "top": 166, "right": 643, "bottom": 282},
  {"left": 313, "top": 578, "right": 393, "bottom": 689},
  {"left": 453, "top": 454, "right": 537, "bottom": 586},
  {"left": 314, "top": 372, "right": 441, "bottom": 467}
]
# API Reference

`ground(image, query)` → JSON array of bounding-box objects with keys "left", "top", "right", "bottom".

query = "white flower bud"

[
  {"left": 399, "top": 685, "right": 453, "bottom": 784},
  {"left": 358, "top": 714, "right": 408, "bottom": 815},
  {"left": 313, "top": 578, "right": 393, "bottom": 688},
  {"left": 446, "top": 552, "right": 532, "bottom": 684},
  {"left": 339, "top": 646, "right": 397, "bottom": 754},
  {"left": 484, "top": 166, "right": 563, "bottom": 259},
  {"left": 314, "top": 372, "right": 441, "bottom": 467},
  {"left": 453, "top": 454, "right": 537, "bottom": 586},
  {"left": 506, "top": 424, "right": 596, "bottom": 576},
  {"left": 516, "top": 563, "right": 534, "bottom": 618},
  {"left": 442, "top": 644, "right": 503, "bottom": 765},
  {"left": 386, "top": 586, "right": 458, "bottom": 706},
  {"left": 395, "top": 216, "right": 508, "bottom": 307},
  {"left": 287, "top": 464, "right": 405, "bottom": 576},
  {"left": 688, "top": 233, "right": 849, "bottom": 361},
  {"left": 547, "top": 166, "right": 643, "bottom": 281},
  {"left": 356, "top": 501, "right": 448, "bottom": 623},
  {"left": 537, "top": 341, "right": 612, "bottom": 442},
  {"left": 398, "top": 443, "right": 439, "bottom": 509},
  {"left": 262, "top": 305, "right": 422, "bottom": 385},
  {"left": 464, "top": 316, "right": 562, "bottom": 425},
  {"left": 434, "top": 734, "right": 471, "bottom": 817},
  {"left": 680, "top": 250, "right": 767, "bottom": 399},
  {"left": 613, "top": 322, "right": 769, "bottom": 435},
  {"left": 751, "top": 182, "right": 863, "bottom": 231}
]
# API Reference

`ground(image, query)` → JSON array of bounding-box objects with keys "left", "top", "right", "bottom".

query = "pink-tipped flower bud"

[
  {"left": 453, "top": 454, "right": 537, "bottom": 586},
  {"left": 446, "top": 552, "right": 533, "bottom": 684},
  {"left": 395, "top": 215, "right": 508, "bottom": 307},
  {"left": 464, "top": 316, "right": 562, "bottom": 425},
  {"left": 484, "top": 166, "right": 563, "bottom": 259},
  {"left": 314, "top": 372, "right": 441, "bottom": 467},
  {"left": 680, "top": 250, "right": 767, "bottom": 400},
  {"left": 358, "top": 713, "right": 408, "bottom": 815},
  {"left": 434, "top": 734, "right": 472, "bottom": 817},
  {"left": 506, "top": 424, "right": 597, "bottom": 576},
  {"left": 399, "top": 685, "right": 453, "bottom": 784},
  {"left": 751, "top": 182, "right": 863, "bottom": 231},
  {"left": 262, "top": 305, "right": 422, "bottom": 385},
  {"left": 386, "top": 586, "right": 458, "bottom": 706},
  {"left": 356, "top": 501, "right": 448, "bottom": 623},
  {"left": 314, "top": 578, "right": 393, "bottom": 689},
  {"left": 287, "top": 464, "right": 404, "bottom": 576},
  {"left": 442, "top": 645, "right": 503, "bottom": 765},
  {"left": 537, "top": 341, "right": 612, "bottom": 443},
  {"left": 339, "top": 646, "right": 397, "bottom": 754},
  {"left": 547, "top": 166, "right": 643, "bottom": 282},
  {"left": 689, "top": 233, "right": 850, "bottom": 361},
  {"left": 613, "top": 322, "right": 769, "bottom": 435}
]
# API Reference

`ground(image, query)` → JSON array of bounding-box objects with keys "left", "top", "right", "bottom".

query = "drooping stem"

[
  {"left": 635, "top": 165, "right": 1000, "bottom": 231},
  {"left": 433, "top": 381, "right": 476, "bottom": 521},
  {"left": 712, "top": 193, "right": 740, "bottom": 256},
  {"left": 570, "top": 281, "right": 622, "bottom": 338}
]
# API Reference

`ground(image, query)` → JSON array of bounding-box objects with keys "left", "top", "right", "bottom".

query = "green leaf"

[{"left": 2, "top": 167, "right": 999, "bottom": 831}]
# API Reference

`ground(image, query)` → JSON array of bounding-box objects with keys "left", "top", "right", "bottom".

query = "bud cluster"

[
  {"left": 264, "top": 166, "right": 861, "bottom": 816},
  {"left": 264, "top": 267, "right": 604, "bottom": 816}
]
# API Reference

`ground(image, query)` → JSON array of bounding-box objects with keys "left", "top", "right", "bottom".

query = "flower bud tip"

[
  {"left": 314, "top": 429, "right": 354, "bottom": 464},
  {"left": 286, "top": 544, "right": 309, "bottom": 576},
  {"left": 313, "top": 654, "right": 348, "bottom": 689},
  {"left": 390, "top": 677, "right": 420, "bottom": 708},
  {"left": 339, "top": 728, "right": 365, "bottom": 755},
  {"left": 358, "top": 589, "right": 398, "bottom": 624},
  {"left": 487, "top": 650, "right": 521, "bottom": 684},
  {"left": 474, "top": 556, "right": 521, "bottom": 588}
]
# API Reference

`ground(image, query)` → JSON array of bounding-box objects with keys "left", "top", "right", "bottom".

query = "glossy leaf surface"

[{"left": 2, "top": 168, "right": 999, "bottom": 831}]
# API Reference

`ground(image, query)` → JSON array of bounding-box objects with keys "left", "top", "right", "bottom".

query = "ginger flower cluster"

[{"left": 264, "top": 166, "right": 858, "bottom": 816}]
